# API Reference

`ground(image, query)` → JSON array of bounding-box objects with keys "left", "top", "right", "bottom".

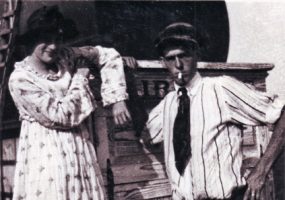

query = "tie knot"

[{"left": 178, "top": 87, "right": 188, "bottom": 96}]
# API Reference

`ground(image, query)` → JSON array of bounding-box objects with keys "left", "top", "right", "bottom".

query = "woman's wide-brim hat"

[{"left": 16, "top": 5, "right": 79, "bottom": 45}]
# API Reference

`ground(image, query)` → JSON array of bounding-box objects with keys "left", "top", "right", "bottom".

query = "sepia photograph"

[{"left": 0, "top": 0, "right": 285, "bottom": 199}]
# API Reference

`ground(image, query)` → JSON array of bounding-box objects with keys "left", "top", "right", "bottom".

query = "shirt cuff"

[
  {"left": 101, "top": 88, "right": 129, "bottom": 106},
  {"left": 266, "top": 97, "right": 285, "bottom": 124}
]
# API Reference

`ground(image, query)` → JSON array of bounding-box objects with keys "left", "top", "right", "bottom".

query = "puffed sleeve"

[
  {"left": 216, "top": 76, "right": 285, "bottom": 126},
  {"left": 146, "top": 99, "right": 165, "bottom": 144},
  {"left": 8, "top": 71, "right": 95, "bottom": 129},
  {"left": 70, "top": 45, "right": 128, "bottom": 106}
]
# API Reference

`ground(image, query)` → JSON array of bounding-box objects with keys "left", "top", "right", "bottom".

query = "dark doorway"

[{"left": 92, "top": 1, "right": 229, "bottom": 62}]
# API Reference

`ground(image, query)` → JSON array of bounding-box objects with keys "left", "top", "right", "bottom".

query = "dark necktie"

[{"left": 173, "top": 87, "right": 191, "bottom": 175}]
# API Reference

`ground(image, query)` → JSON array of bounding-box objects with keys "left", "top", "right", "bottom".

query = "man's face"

[{"left": 162, "top": 46, "right": 198, "bottom": 86}]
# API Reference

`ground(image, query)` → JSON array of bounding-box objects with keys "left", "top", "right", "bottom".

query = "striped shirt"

[{"left": 146, "top": 73, "right": 284, "bottom": 199}]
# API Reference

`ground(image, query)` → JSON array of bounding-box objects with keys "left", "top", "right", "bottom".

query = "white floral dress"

[{"left": 8, "top": 46, "right": 128, "bottom": 200}]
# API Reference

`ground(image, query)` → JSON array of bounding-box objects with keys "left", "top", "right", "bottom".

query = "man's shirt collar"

[{"left": 174, "top": 72, "right": 202, "bottom": 97}]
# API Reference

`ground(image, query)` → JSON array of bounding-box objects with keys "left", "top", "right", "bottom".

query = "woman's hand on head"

[
  {"left": 77, "top": 68, "right": 90, "bottom": 78},
  {"left": 112, "top": 101, "right": 132, "bottom": 125},
  {"left": 57, "top": 47, "right": 76, "bottom": 74},
  {"left": 75, "top": 57, "right": 91, "bottom": 77}
]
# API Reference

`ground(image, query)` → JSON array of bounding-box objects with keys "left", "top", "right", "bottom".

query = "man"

[{"left": 145, "top": 22, "right": 285, "bottom": 200}]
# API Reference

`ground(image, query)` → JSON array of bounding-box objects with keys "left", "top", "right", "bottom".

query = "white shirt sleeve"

[
  {"left": 72, "top": 45, "right": 129, "bottom": 106},
  {"left": 96, "top": 46, "right": 129, "bottom": 106},
  {"left": 146, "top": 99, "right": 165, "bottom": 144},
  {"left": 217, "top": 76, "right": 285, "bottom": 125},
  {"left": 8, "top": 71, "right": 95, "bottom": 128}
]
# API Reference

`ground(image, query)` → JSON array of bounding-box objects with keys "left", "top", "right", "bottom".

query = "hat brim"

[
  {"left": 155, "top": 36, "right": 199, "bottom": 55},
  {"left": 16, "top": 18, "right": 79, "bottom": 45}
]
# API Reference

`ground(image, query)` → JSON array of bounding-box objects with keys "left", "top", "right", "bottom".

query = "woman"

[{"left": 9, "top": 5, "right": 131, "bottom": 200}]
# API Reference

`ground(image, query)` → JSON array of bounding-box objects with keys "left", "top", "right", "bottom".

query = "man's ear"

[{"left": 160, "top": 56, "right": 166, "bottom": 68}]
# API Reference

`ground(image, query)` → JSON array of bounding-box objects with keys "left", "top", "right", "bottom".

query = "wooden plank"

[
  {"left": 137, "top": 60, "right": 163, "bottom": 69},
  {"left": 94, "top": 115, "right": 111, "bottom": 169},
  {"left": 112, "top": 153, "right": 164, "bottom": 166},
  {"left": 136, "top": 60, "right": 274, "bottom": 71},
  {"left": 198, "top": 62, "right": 274, "bottom": 70},
  {"left": 2, "top": 165, "right": 15, "bottom": 193},
  {"left": 112, "top": 139, "right": 162, "bottom": 158},
  {"left": 114, "top": 177, "right": 170, "bottom": 192},
  {"left": 242, "top": 126, "right": 256, "bottom": 146},
  {"left": 15, "top": 138, "right": 19, "bottom": 155},
  {"left": 111, "top": 161, "right": 168, "bottom": 185},
  {"left": 2, "top": 138, "right": 16, "bottom": 161},
  {"left": 255, "top": 126, "right": 272, "bottom": 153},
  {"left": 114, "top": 178, "right": 171, "bottom": 200}
]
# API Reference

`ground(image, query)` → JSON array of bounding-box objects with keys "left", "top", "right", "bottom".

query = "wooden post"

[{"left": 0, "top": 1, "right": 21, "bottom": 199}]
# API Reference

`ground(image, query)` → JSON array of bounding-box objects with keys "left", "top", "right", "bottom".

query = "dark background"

[
  {"left": 92, "top": 1, "right": 229, "bottom": 61},
  {"left": 17, "top": 1, "right": 229, "bottom": 61}
]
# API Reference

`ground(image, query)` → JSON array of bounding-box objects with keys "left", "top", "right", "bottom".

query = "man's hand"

[
  {"left": 243, "top": 109, "right": 285, "bottom": 200},
  {"left": 243, "top": 164, "right": 266, "bottom": 200},
  {"left": 112, "top": 101, "right": 132, "bottom": 125},
  {"left": 123, "top": 56, "right": 138, "bottom": 69}
]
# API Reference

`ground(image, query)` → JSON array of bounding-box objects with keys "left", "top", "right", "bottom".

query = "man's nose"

[{"left": 175, "top": 56, "right": 183, "bottom": 70}]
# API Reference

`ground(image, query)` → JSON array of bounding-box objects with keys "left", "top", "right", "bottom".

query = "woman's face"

[
  {"left": 33, "top": 43, "right": 58, "bottom": 64},
  {"left": 32, "top": 31, "right": 63, "bottom": 64}
]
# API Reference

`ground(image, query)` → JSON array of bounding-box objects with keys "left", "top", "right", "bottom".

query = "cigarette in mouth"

[{"left": 178, "top": 72, "right": 182, "bottom": 80}]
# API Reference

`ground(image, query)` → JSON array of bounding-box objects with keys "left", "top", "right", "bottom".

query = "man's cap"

[
  {"left": 155, "top": 22, "right": 199, "bottom": 55},
  {"left": 16, "top": 5, "right": 79, "bottom": 45}
]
